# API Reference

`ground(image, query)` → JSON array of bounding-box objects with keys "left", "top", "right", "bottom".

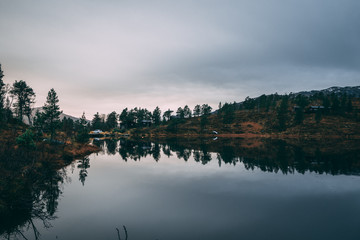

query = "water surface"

[{"left": 1, "top": 138, "right": 360, "bottom": 240}]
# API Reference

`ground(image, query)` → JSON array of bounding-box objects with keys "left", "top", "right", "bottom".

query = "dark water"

[{"left": 1, "top": 138, "right": 360, "bottom": 240}]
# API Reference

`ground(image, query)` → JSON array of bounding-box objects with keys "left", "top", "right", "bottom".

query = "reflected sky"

[{"left": 15, "top": 140, "right": 360, "bottom": 240}]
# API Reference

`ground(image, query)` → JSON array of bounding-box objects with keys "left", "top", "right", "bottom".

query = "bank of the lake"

[
  {"left": 0, "top": 124, "right": 100, "bottom": 171},
  {"left": 124, "top": 109, "right": 360, "bottom": 140}
]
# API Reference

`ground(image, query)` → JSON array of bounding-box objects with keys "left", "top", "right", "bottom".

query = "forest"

[{"left": 1, "top": 63, "right": 360, "bottom": 151}]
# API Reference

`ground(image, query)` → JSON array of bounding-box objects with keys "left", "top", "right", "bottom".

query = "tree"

[
  {"left": 3, "top": 96, "right": 13, "bottom": 123},
  {"left": 106, "top": 111, "right": 118, "bottom": 130},
  {"left": 62, "top": 117, "right": 74, "bottom": 138},
  {"left": 183, "top": 105, "right": 192, "bottom": 118},
  {"left": 200, "top": 115, "right": 208, "bottom": 131},
  {"left": 323, "top": 97, "right": 330, "bottom": 114},
  {"left": 243, "top": 96, "right": 256, "bottom": 110},
  {"left": 163, "top": 109, "right": 173, "bottom": 121},
  {"left": 16, "top": 129, "right": 36, "bottom": 150},
  {"left": 315, "top": 109, "right": 322, "bottom": 123},
  {"left": 340, "top": 94, "right": 347, "bottom": 114},
  {"left": 222, "top": 102, "right": 235, "bottom": 124},
  {"left": 176, "top": 107, "right": 184, "bottom": 119},
  {"left": 0, "top": 64, "right": 5, "bottom": 122},
  {"left": 79, "top": 112, "right": 88, "bottom": 127},
  {"left": 201, "top": 104, "right": 212, "bottom": 116},
  {"left": 91, "top": 112, "right": 103, "bottom": 130},
  {"left": 193, "top": 105, "right": 201, "bottom": 117},
  {"left": 294, "top": 107, "right": 304, "bottom": 125},
  {"left": 76, "top": 112, "right": 89, "bottom": 142},
  {"left": 346, "top": 99, "right": 353, "bottom": 113},
  {"left": 135, "top": 108, "right": 151, "bottom": 127},
  {"left": 294, "top": 95, "right": 309, "bottom": 109},
  {"left": 152, "top": 106, "right": 161, "bottom": 126},
  {"left": 119, "top": 108, "right": 128, "bottom": 128},
  {"left": 10, "top": 80, "right": 36, "bottom": 123},
  {"left": 277, "top": 95, "right": 289, "bottom": 131},
  {"left": 43, "top": 88, "right": 62, "bottom": 141},
  {"left": 331, "top": 93, "right": 340, "bottom": 114},
  {"left": 33, "top": 110, "right": 45, "bottom": 139},
  {"left": 126, "top": 109, "right": 137, "bottom": 128}
]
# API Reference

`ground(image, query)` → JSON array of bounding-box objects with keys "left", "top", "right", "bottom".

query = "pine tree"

[
  {"left": 222, "top": 103, "right": 235, "bottom": 124},
  {"left": 62, "top": 117, "right": 74, "bottom": 138},
  {"left": 33, "top": 110, "right": 45, "bottom": 139},
  {"left": 91, "top": 112, "right": 103, "bottom": 130},
  {"left": 119, "top": 108, "right": 129, "bottom": 129},
  {"left": 176, "top": 107, "right": 184, "bottom": 118},
  {"left": 193, "top": 105, "right": 201, "bottom": 117},
  {"left": 277, "top": 96, "right": 289, "bottom": 131},
  {"left": 106, "top": 111, "right": 118, "bottom": 130},
  {"left": 294, "top": 107, "right": 304, "bottom": 125},
  {"left": 331, "top": 93, "right": 340, "bottom": 114},
  {"left": 201, "top": 104, "right": 212, "bottom": 116},
  {"left": 315, "top": 109, "right": 322, "bottom": 123},
  {"left": 0, "top": 64, "right": 5, "bottom": 123},
  {"left": 183, "top": 105, "right": 192, "bottom": 118},
  {"left": 163, "top": 109, "right": 173, "bottom": 121},
  {"left": 10, "top": 80, "right": 35, "bottom": 123},
  {"left": 346, "top": 99, "right": 353, "bottom": 113},
  {"left": 152, "top": 106, "right": 161, "bottom": 126},
  {"left": 76, "top": 112, "right": 89, "bottom": 142},
  {"left": 43, "top": 88, "right": 62, "bottom": 141}
]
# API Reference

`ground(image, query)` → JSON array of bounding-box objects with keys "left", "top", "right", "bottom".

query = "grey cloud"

[{"left": 1, "top": 0, "right": 359, "bottom": 117}]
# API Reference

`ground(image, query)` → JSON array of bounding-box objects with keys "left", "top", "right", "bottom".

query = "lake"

[{"left": 1, "top": 138, "right": 360, "bottom": 240}]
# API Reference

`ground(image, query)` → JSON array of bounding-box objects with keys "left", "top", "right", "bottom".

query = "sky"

[{"left": 0, "top": 0, "right": 359, "bottom": 118}]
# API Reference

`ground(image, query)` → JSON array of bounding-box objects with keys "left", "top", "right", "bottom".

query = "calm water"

[{"left": 1, "top": 139, "right": 360, "bottom": 240}]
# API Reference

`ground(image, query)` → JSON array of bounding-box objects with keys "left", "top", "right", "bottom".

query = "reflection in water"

[
  {"left": 105, "top": 139, "right": 117, "bottom": 155},
  {"left": 93, "top": 138, "right": 360, "bottom": 176},
  {"left": 1, "top": 138, "right": 360, "bottom": 239},
  {"left": 0, "top": 160, "right": 67, "bottom": 239},
  {"left": 78, "top": 157, "right": 90, "bottom": 186}
]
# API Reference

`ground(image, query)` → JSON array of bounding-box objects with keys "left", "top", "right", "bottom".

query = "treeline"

[
  {"left": 216, "top": 91, "right": 358, "bottom": 131},
  {"left": 1, "top": 62, "right": 359, "bottom": 141},
  {"left": 93, "top": 91, "right": 358, "bottom": 134},
  {"left": 0, "top": 64, "right": 89, "bottom": 147},
  {"left": 239, "top": 92, "right": 355, "bottom": 114},
  {"left": 0, "top": 63, "right": 214, "bottom": 142},
  {"left": 88, "top": 104, "right": 213, "bottom": 131}
]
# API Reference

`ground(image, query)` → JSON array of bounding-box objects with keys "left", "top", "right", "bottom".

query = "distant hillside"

[
  {"left": 226, "top": 85, "right": 360, "bottom": 110},
  {"left": 134, "top": 85, "right": 360, "bottom": 139},
  {"left": 295, "top": 86, "right": 360, "bottom": 97},
  {"left": 23, "top": 107, "right": 90, "bottom": 125}
]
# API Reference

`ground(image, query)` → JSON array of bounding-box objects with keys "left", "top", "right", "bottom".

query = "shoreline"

[{"left": 128, "top": 132, "right": 360, "bottom": 140}]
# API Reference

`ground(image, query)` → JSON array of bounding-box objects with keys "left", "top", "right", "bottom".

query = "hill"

[
  {"left": 296, "top": 86, "right": 360, "bottom": 97},
  {"left": 130, "top": 86, "right": 360, "bottom": 140},
  {"left": 22, "top": 107, "right": 90, "bottom": 125}
]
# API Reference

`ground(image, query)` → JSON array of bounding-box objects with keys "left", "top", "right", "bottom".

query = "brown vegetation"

[{"left": 131, "top": 105, "right": 360, "bottom": 140}]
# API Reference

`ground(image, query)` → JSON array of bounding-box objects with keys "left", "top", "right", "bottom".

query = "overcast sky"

[{"left": 0, "top": 0, "right": 359, "bottom": 118}]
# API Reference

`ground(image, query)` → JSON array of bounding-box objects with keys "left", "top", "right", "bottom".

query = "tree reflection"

[
  {"left": 106, "top": 139, "right": 117, "bottom": 155},
  {"left": 106, "top": 138, "right": 360, "bottom": 176},
  {"left": 162, "top": 144, "right": 172, "bottom": 158},
  {"left": 193, "top": 150, "right": 201, "bottom": 163},
  {"left": 118, "top": 139, "right": 153, "bottom": 161},
  {"left": 152, "top": 143, "right": 161, "bottom": 162},
  {"left": 0, "top": 159, "right": 67, "bottom": 239},
  {"left": 78, "top": 157, "right": 90, "bottom": 186},
  {"left": 92, "top": 138, "right": 105, "bottom": 148}
]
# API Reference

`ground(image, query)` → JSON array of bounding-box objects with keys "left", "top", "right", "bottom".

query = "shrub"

[{"left": 16, "top": 129, "right": 36, "bottom": 150}]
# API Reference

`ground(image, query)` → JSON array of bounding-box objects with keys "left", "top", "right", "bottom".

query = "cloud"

[{"left": 1, "top": 0, "right": 359, "bottom": 118}]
